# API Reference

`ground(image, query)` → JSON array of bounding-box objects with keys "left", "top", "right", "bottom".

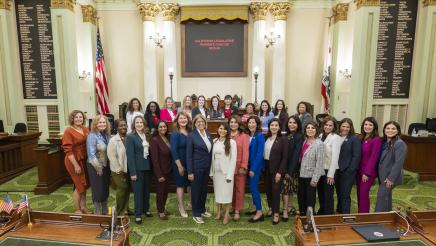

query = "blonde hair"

[
  {"left": 182, "top": 95, "right": 192, "bottom": 110},
  {"left": 192, "top": 114, "right": 207, "bottom": 130},
  {"left": 90, "top": 114, "right": 111, "bottom": 135}
]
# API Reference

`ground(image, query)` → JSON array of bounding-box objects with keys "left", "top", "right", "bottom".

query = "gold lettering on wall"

[
  {"left": 159, "top": 3, "right": 180, "bottom": 22},
  {"left": 354, "top": 0, "right": 380, "bottom": 9},
  {"left": 270, "top": 2, "right": 292, "bottom": 21},
  {"left": 423, "top": 0, "right": 436, "bottom": 6},
  {"left": 249, "top": 2, "right": 270, "bottom": 21},
  {"left": 333, "top": 3, "right": 349, "bottom": 23},
  {"left": 81, "top": 5, "right": 96, "bottom": 24},
  {"left": 138, "top": 3, "right": 159, "bottom": 22},
  {"left": 0, "top": 0, "right": 12, "bottom": 10},
  {"left": 51, "top": 0, "right": 76, "bottom": 12}
]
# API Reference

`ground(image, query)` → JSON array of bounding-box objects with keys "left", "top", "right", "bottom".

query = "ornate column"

[
  {"left": 0, "top": 0, "right": 25, "bottom": 132},
  {"left": 51, "top": 0, "right": 80, "bottom": 125},
  {"left": 270, "top": 2, "right": 291, "bottom": 103},
  {"left": 139, "top": 3, "right": 159, "bottom": 103},
  {"left": 161, "top": 3, "right": 179, "bottom": 101},
  {"left": 329, "top": 3, "right": 352, "bottom": 119},
  {"left": 407, "top": 0, "right": 436, "bottom": 125},
  {"left": 250, "top": 3, "right": 269, "bottom": 105},
  {"left": 349, "top": 0, "right": 380, "bottom": 125}
]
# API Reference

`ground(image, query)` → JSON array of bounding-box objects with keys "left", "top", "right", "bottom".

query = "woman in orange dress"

[{"left": 62, "top": 110, "right": 90, "bottom": 214}]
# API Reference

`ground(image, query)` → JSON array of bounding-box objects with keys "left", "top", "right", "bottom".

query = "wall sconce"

[
  {"left": 339, "top": 69, "right": 351, "bottom": 79},
  {"left": 79, "top": 71, "right": 91, "bottom": 80},
  {"left": 149, "top": 32, "right": 165, "bottom": 48},
  {"left": 264, "top": 31, "right": 280, "bottom": 48}
]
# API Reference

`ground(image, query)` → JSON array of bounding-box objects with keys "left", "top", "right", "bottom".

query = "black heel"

[{"left": 248, "top": 215, "right": 264, "bottom": 223}]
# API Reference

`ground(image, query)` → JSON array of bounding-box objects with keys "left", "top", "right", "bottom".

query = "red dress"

[{"left": 62, "top": 127, "right": 90, "bottom": 193}]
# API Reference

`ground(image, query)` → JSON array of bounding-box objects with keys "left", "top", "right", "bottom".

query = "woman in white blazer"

[
  {"left": 317, "top": 116, "right": 342, "bottom": 215},
  {"left": 210, "top": 123, "right": 237, "bottom": 224}
]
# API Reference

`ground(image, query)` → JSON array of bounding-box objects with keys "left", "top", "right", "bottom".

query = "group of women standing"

[{"left": 61, "top": 96, "right": 407, "bottom": 226}]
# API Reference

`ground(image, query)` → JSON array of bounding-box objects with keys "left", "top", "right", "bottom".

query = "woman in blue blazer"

[
  {"left": 246, "top": 116, "right": 265, "bottom": 223},
  {"left": 187, "top": 114, "right": 213, "bottom": 224},
  {"left": 126, "top": 115, "right": 153, "bottom": 224},
  {"left": 337, "top": 118, "right": 362, "bottom": 214}
]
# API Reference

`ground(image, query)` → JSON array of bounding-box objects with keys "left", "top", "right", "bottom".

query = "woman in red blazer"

[
  {"left": 160, "top": 97, "right": 177, "bottom": 122},
  {"left": 150, "top": 121, "right": 172, "bottom": 220},
  {"left": 229, "top": 115, "right": 249, "bottom": 222}
]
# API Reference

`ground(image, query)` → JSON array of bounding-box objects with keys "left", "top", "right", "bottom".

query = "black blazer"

[
  {"left": 266, "top": 135, "right": 289, "bottom": 175},
  {"left": 276, "top": 111, "right": 289, "bottom": 131},
  {"left": 144, "top": 113, "right": 158, "bottom": 133},
  {"left": 186, "top": 130, "right": 213, "bottom": 174},
  {"left": 191, "top": 107, "right": 209, "bottom": 119},
  {"left": 126, "top": 132, "right": 151, "bottom": 176},
  {"left": 338, "top": 134, "right": 361, "bottom": 172},
  {"left": 287, "top": 132, "right": 304, "bottom": 175}
]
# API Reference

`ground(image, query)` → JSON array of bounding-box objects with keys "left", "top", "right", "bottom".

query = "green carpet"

[{"left": 1, "top": 168, "right": 436, "bottom": 245}]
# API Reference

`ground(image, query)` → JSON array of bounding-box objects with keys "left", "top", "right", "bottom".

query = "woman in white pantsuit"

[{"left": 210, "top": 123, "right": 237, "bottom": 224}]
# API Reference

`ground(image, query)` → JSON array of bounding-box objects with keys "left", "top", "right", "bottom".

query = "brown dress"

[{"left": 62, "top": 127, "right": 90, "bottom": 193}]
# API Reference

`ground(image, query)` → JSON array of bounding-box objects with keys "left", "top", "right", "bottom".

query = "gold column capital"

[
  {"left": 249, "top": 2, "right": 270, "bottom": 21},
  {"left": 51, "top": 0, "right": 76, "bottom": 12},
  {"left": 138, "top": 3, "right": 159, "bottom": 22},
  {"left": 81, "top": 5, "right": 96, "bottom": 24},
  {"left": 270, "top": 2, "right": 292, "bottom": 21},
  {"left": 159, "top": 3, "right": 179, "bottom": 22},
  {"left": 333, "top": 3, "right": 349, "bottom": 23},
  {"left": 423, "top": 0, "right": 436, "bottom": 6},
  {"left": 0, "top": 0, "right": 12, "bottom": 10},
  {"left": 354, "top": 0, "right": 380, "bottom": 9}
]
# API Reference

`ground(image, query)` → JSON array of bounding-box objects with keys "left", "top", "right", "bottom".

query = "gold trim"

[
  {"left": 423, "top": 0, "right": 436, "bottom": 6},
  {"left": 333, "top": 3, "right": 349, "bottom": 23},
  {"left": 51, "top": 0, "right": 76, "bottom": 12},
  {"left": 180, "top": 6, "right": 248, "bottom": 22},
  {"left": 0, "top": 0, "right": 12, "bottom": 10},
  {"left": 138, "top": 3, "right": 159, "bottom": 22},
  {"left": 270, "top": 2, "right": 292, "bottom": 21},
  {"left": 159, "top": 3, "right": 179, "bottom": 22},
  {"left": 249, "top": 2, "right": 270, "bottom": 21},
  {"left": 81, "top": 5, "right": 96, "bottom": 24},
  {"left": 354, "top": 0, "right": 380, "bottom": 9}
]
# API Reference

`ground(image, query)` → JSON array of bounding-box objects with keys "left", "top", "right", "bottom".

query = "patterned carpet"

[{"left": 1, "top": 168, "right": 436, "bottom": 245}]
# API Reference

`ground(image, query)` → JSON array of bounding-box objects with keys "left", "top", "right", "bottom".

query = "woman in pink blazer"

[
  {"left": 160, "top": 97, "right": 177, "bottom": 122},
  {"left": 357, "top": 117, "right": 382, "bottom": 213}
]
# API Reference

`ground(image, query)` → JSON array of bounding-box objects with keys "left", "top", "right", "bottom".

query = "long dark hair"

[
  {"left": 145, "top": 101, "right": 161, "bottom": 117},
  {"left": 286, "top": 115, "right": 302, "bottom": 135},
  {"left": 338, "top": 118, "right": 356, "bottom": 136},
  {"left": 127, "top": 98, "right": 143, "bottom": 113},
  {"left": 360, "top": 117, "right": 379, "bottom": 140},
  {"left": 296, "top": 101, "right": 311, "bottom": 115},
  {"left": 197, "top": 95, "right": 207, "bottom": 109},
  {"left": 272, "top": 99, "right": 287, "bottom": 115},
  {"left": 259, "top": 100, "right": 271, "bottom": 116},
  {"left": 382, "top": 120, "right": 402, "bottom": 141},
  {"left": 266, "top": 118, "right": 282, "bottom": 138},
  {"left": 246, "top": 115, "right": 261, "bottom": 136},
  {"left": 228, "top": 115, "right": 243, "bottom": 133},
  {"left": 210, "top": 96, "right": 221, "bottom": 114},
  {"left": 153, "top": 120, "right": 170, "bottom": 138},
  {"left": 217, "top": 123, "right": 231, "bottom": 156}
]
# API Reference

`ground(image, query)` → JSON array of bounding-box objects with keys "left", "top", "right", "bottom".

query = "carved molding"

[
  {"left": 249, "top": 2, "right": 270, "bottom": 21},
  {"left": 423, "top": 0, "right": 436, "bottom": 7},
  {"left": 138, "top": 3, "right": 159, "bottom": 22},
  {"left": 81, "top": 5, "right": 96, "bottom": 24},
  {"left": 333, "top": 3, "right": 349, "bottom": 23},
  {"left": 159, "top": 3, "right": 179, "bottom": 22},
  {"left": 0, "top": 0, "right": 12, "bottom": 10},
  {"left": 354, "top": 0, "right": 380, "bottom": 9},
  {"left": 270, "top": 2, "right": 292, "bottom": 21},
  {"left": 51, "top": 0, "right": 76, "bottom": 12}
]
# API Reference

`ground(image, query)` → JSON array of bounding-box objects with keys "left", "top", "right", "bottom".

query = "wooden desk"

[
  {"left": 407, "top": 210, "right": 436, "bottom": 245},
  {"left": 292, "top": 212, "right": 429, "bottom": 245},
  {"left": 0, "top": 211, "right": 131, "bottom": 246},
  {"left": 0, "top": 132, "right": 41, "bottom": 184},
  {"left": 402, "top": 135, "right": 436, "bottom": 181}
]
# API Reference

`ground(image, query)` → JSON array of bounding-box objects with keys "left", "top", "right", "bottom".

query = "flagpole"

[{"left": 25, "top": 194, "right": 32, "bottom": 227}]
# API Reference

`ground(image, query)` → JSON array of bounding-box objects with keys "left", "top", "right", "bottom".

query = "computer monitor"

[{"left": 426, "top": 118, "right": 436, "bottom": 133}]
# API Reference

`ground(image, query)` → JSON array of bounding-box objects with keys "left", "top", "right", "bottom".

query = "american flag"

[
  {"left": 0, "top": 194, "right": 14, "bottom": 214},
  {"left": 16, "top": 195, "right": 28, "bottom": 214},
  {"left": 96, "top": 28, "right": 110, "bottom": 114}
]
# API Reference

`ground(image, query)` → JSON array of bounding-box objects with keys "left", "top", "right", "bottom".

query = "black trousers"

[
  {"left": 130, "top": 170, "right": 151, "bottom": 218},
  {"left": 265, "top": 162, "right": 283, "bottom": 214},
  {"left": 191, "top": 168, "right": 209, "bottom": 217},
  {"left": 337, "top": 169, "right": 356, "bottom": 214},
  {"left": 317, "top": 169, "right": 339, "bottom": 215},
  {"left": 298, "top": 177, "right": 316, "bottom": 216}
]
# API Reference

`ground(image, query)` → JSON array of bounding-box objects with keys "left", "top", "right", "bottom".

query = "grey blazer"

[
  {"left": 378, "top": 137, "right": 407, "bottom": 185},
  {"left": 299, "top": 139, "right": 325, "bottom": 183}
]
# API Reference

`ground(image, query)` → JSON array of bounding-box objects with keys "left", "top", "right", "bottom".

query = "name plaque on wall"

[
  {"left": 15, "top": 0, "right": 57, "bottom": 99},
  {"left": 373, "top": 0, "right": 418, "bottom": 99}
]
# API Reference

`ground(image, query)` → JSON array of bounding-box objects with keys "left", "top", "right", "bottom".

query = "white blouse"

[
  {"left": 198, "top": 129, "right": 211, "bottom": 152},
  {"left": 264, "top": 137, "right": 275, "bottom": 160}
]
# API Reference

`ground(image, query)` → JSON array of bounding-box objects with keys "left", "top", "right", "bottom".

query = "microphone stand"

[{"left": 308, "top": 206, "right": 320, "bottom": 246}]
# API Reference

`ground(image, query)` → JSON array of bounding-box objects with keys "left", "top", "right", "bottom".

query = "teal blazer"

[{"left": 126, "top": 132, "right": 151, "bottom": 176}]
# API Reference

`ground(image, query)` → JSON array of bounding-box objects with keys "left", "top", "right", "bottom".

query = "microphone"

[{"left": 307, "top": 207, "right": 320, "bottom": 246}]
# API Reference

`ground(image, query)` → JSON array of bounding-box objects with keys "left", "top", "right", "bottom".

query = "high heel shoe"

[
  {"left": 248, "top": 215, "right": 264, "bottom": 223},
  {"left": 272, "top": 215, "right": 280, "bottom": 225},
  {"left": 179, "top": 207, "right": 188, "bottom": 218}
]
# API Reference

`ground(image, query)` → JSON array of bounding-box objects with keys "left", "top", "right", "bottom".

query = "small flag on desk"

[
  {"left": 16, "top": 195, "right": 29, "bottom": 214},
  {"left": 0, "top": 194, "right": 14, "bottom": 214}
]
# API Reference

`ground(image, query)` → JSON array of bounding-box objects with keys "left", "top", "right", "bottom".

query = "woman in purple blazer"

[{"left": 357, "top": 117, "right": 382, "bottom": 213}]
